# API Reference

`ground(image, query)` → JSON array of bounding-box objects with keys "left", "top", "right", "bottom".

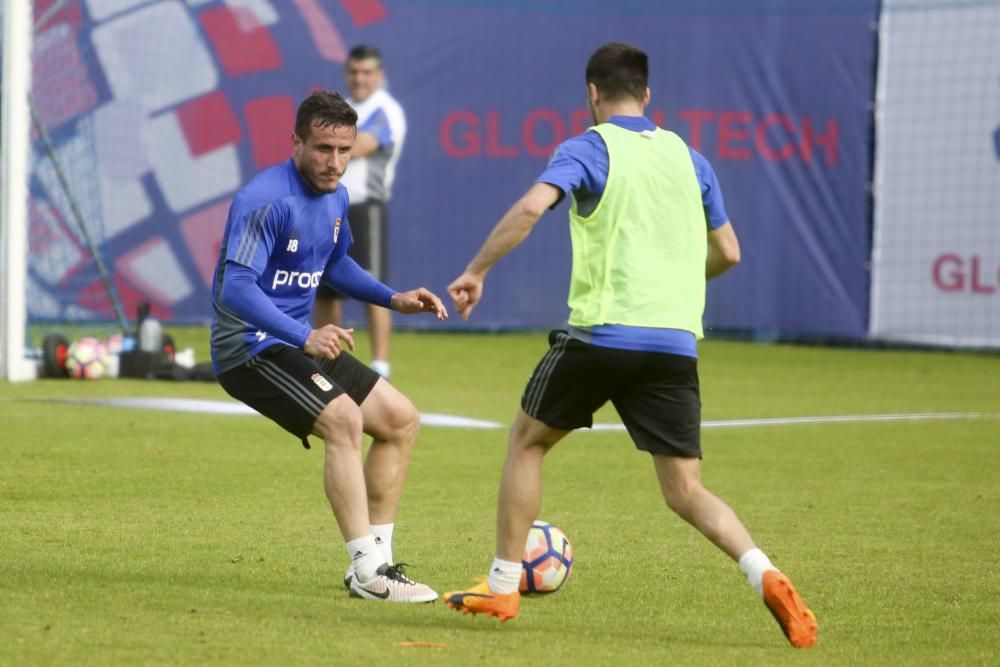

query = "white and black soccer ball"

[
  {"left": 520, "top": 520, "right": 573, "bottom": 594},
  {"left": 65, "top": 337, "right": 110, "bottom": 380}
]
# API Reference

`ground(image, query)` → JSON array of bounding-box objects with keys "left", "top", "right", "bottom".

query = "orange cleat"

[
  {"left": 444, "top": 580, "right": 521, "bottom": 621},
  {"left": 762, "top": 570, "right": 818, "bottom": 648}
]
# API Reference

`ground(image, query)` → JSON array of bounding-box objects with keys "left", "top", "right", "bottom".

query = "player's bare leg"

[
  {"left": 445, "top": 410, "right": 568, "bottom": 620},
  {"left": 652, "top": 454, "right": 817, "bottom": 647},
  {"left": 339, "top": 378, "right": 418, "bottom": 586},
  {"left": 496, "top": 411, "right": 568, "bottom": 562},
  {"left": 312, "top": 394, "right": 370, "bottom": 541},
  {"left": 366, "top": 304, "right": 392, "bottom": 378},
  {"left": 359, "top": 379, "right": 420, "bottom": 526},
  {"left": 651, "top": 454, "right": 755, "bottom": 559},
  {"left": 336, "top": 373, "right": 419, "bottom": 591},
  {"left": 316, "top": 390, "right": 435, "bottom": 602}
]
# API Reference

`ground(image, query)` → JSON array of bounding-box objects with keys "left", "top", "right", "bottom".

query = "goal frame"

[{"left": 1, "top": 0, "right": 37, "bottom": 381}]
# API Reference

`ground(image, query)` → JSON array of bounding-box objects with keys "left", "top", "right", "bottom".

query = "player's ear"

[{"left": 587, "top": 82, "right": 600, "bottom": 106}]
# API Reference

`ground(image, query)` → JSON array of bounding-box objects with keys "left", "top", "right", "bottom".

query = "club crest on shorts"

[
  {"left": 333, "top": 218, "right": 342, "bottom": 244},
  {"left": 311, "top": 373, "right": 333, "bottom": 392}
]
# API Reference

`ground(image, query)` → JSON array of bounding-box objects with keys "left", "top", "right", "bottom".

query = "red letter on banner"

[
  {"left": 719, "top": 111, "right": 751, "bottom": 159},
  {"left": 440, "top": 110, "right": 480, "bottom": 158},
  {"left": 932, "top": 254, "right": 964, "bottom": 292},
  {"left": 755, "top": 113, "right": 796, "bottom": 161},
  {"left": 486, "top": 111, "right": 518, "bottom": 157},
  {"left": 970, "top": 256, "right": 997, "bottom": 293},
  {"left": 800, "top": 116, "right": 839, "bottom": 166},
  {"left": 522, "top": 109, "right": 565, "bottom": 157},
  {"left": 678, "top": 109, "right": 714, "bottom": 152}
]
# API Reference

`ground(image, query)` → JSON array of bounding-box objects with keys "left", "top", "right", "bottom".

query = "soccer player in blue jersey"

[
  {"left": 313, "top": 45, "right": 407, "bottom": 380},
  {"left": 443, "top": 44, "right": 818, "bottom": 647},
  {"left": 211, "top": 91, "right": 446, "bottom": 603}
]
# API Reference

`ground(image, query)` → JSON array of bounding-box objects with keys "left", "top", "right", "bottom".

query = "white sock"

[
  {"left": 486, "top": 557, "right": 522, "bottom": 595},
  {"left": 738, "top": 547, "right": 778, "bottom": 597},
  {"left": 346, "top": 535, "right": 386, "bottom": 583},
  {"left": 371, "top": 523, "right": 394, "bottom": 565},
  {"left": 371, "top": 360, "right": 390, "bottom": 379}
]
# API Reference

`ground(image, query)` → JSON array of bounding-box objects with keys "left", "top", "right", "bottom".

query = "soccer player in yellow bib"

[{"left": 444, "top": 43, "right": 817, "bottom": 648}]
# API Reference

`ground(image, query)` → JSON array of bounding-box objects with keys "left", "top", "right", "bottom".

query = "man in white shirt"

[{"left": 314, "top": 45, "right": 407, "bottom": 380}]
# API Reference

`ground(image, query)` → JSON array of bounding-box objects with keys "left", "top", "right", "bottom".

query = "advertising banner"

[
  {"left": 27, "top": 0, "right": 877, "bottom": 338},
  {"left": 871, "top": 0, "right": 1000, "bottom": 347}
]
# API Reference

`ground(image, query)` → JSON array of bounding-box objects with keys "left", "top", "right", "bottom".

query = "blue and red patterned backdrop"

[{"left": 27, "top": 0, "right": 879, "bottom": 338}]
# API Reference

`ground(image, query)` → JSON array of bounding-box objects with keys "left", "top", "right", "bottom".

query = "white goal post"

[{"left": 1, "top": 0, "right": 36, "bottom": 381}]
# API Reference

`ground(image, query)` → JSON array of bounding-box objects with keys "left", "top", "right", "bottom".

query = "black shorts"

[
  {"left": 317, "top": 200, "right": 388, "bottom": 300},
  {"left": 217, "top": 345, "right": 380, "bottom": 448},
  {"left": 521, "top": 330, "right": 702, "bottom": 457}
]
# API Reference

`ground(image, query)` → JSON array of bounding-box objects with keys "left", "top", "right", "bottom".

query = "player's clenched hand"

[
  {"left": 304, "top": 324, "right": 355, "bottom": 359},
  {"left": 390, "top": 288, "right": 449, "bottom": 320},
  {"left": 448, "top": 271, "right": 484, "bottom": 320}
]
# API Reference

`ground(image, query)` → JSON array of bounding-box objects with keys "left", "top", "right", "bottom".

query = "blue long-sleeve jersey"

[{"left": 210, "top": 159, "right": 394, "bottom": 374}]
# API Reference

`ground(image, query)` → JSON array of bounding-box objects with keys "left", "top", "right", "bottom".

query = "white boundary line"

[
  {"left": 35, "top": 397, "right": 1000, "bottom": 431},
  {"left": 592, "top": 412, "right": 1000, "bottom": 431}
]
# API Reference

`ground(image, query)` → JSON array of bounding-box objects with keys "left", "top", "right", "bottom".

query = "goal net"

[{"left": 870, "top": 0, "right": 1000, "bottom": 347}]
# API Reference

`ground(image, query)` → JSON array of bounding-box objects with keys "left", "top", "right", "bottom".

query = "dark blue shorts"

[
  {"left": 217, "top": 345, "right": 379, "bottom": 448},
  {"left": 521, "top": 330, "right": 702, "bottom": 457}
]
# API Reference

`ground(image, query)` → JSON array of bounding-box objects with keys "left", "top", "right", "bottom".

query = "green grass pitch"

[{"left": 2, "top": 329, "right": 999, "bottom": 665}]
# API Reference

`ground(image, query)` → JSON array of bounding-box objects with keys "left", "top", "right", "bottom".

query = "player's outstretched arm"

[
  {"left": 390, "top": 288, "right": 448, "bottom": 320},
  {"left": 448, "top": 183, "right": 561, "bottom": 320},
  {"left": 321, "top": 255, "right": 395, "bottom": 307},
  {"left": 447, "top": 270, "right": 484, "bottom": 321}
]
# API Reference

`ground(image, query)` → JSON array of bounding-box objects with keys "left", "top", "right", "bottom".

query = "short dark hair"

[
  {"left": 294, "top": 90, "right": 358, "bottom": 141},
  {"left": 347, "top": 44, "right": 382, "bottom": 65},
  {"left": 585, "top": 43, "right": 648, "bottom": 103}
]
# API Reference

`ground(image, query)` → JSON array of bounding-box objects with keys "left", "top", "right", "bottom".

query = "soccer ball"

[
  {"left": 65, "top": 337, "right": 110, "bottom": 380},
  {"left": 520, "top": 520, "right": 573, "bottom": 594}
]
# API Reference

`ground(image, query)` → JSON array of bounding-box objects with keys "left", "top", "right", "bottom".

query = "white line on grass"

[
  {"left": 33, "top": 397, "right": 1000, "bottom": 431},
  {"left": 37, "top": 397, "right": 504, "bottom": 429},
  {"left": 592, "top": 412, "right": 1000, "bottom": 431}
]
